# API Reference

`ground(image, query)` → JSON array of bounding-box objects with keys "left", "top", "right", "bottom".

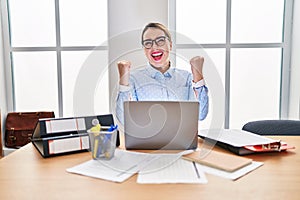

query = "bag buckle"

[{"left": 9, "top": 135, "right": 17, "bottom": 142}]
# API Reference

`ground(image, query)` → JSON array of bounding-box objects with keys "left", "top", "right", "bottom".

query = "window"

[
  {"left": 3, "top": 0, "right": 293, "bottom": 127},
  {"left": 4, "top": 0, "right": 108, "bottom": 117},
  {"left": 174, "top": 0, "right": 292, "bottom": 129}
]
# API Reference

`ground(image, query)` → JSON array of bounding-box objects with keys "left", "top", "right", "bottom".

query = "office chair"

[{"left": 242, "top": 120, "right": 300, "bottom": 135}]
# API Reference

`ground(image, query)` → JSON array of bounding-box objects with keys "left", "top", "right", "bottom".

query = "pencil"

[{"left": 93, "top": 132, "right": 100, "bottom": 159}]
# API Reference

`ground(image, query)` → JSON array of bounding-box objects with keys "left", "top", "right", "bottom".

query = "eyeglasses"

[{"left": 142, "top": 36, "right": 169, "bottom": 49}]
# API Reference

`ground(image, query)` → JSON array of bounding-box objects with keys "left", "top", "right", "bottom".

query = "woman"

[{"left": 116, "top": 22, "right": 208, "bottom": 124}]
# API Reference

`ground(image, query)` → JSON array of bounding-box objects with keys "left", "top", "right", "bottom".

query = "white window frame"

[
  {"left": 1, "top": 0, "right": 108, "bottom": 117},
  {"left": 169, "top": 0, "right": 294, "bottom": 128}
]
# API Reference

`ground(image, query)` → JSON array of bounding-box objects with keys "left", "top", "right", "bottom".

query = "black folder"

[
  {"left": 32, "top": 114, "right": 120, "bottom": 158},
  {"left": 198, "top": 129, "right": 292, "bottom": 155}
]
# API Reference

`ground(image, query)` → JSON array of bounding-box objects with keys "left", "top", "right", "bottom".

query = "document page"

[
  {"left": 66, "top": 149, "right": 154, "bottom": 182},
  {"left": 67, "top": 149, "right": 205, "bottom": 183},
  {"left": 137, "top": 157, "right": 207, "bottom": 184}
]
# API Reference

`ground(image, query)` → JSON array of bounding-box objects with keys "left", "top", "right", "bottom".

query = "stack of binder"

[{"left": 32, "top": 114, "right": 119, "bottom": 158}]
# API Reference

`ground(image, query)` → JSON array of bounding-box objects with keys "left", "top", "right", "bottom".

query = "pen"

[
  {"left": 90, "top": 120, "right": 102, "bottom": 159},
  {"left": 108, "top": 124, "right": 118, "bottom": 132},
  {"left": 103, "top": 133, "right": 111, "bottom": 158},
  {"left": 103, "top": 125, "right": 118, "bottom": 158},
  {"left": 193, "top": 161, "right": 201, "bottom": 179}
]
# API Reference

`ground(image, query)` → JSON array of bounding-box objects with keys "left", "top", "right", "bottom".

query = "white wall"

[
  {"left": 289, "top": 0, "right": 300, "bottom": 119},
  {"left": 107, "top": 0, "right": 168, "bottom": 120}
]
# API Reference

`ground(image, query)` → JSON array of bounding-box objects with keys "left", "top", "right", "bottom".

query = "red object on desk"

[{"left": 244, "top": 141, "right": 295, "bottom": 152}]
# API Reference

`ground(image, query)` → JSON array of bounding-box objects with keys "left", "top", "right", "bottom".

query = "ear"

[{"left": 169, "top": 41, "right": 173, "bottom": 51}]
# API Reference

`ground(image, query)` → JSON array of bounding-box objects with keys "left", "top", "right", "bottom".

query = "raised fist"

[
  {"left": 190, "top": 56, "right": 204, "bottom": 82},
  {"left": 117, "top": 60, "right": 131, "bottom": 86}
]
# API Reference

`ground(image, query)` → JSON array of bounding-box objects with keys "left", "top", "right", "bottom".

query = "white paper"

[
  {"left": 199, "top": 129, "right": 279, "bottom": 147},
  {"left": 198, "top": 161, "right": 263, "bottom": 180},
  {"left": 66, "top": 149, "right": 203, "bottom": 183},
  {"left": 137, "top": 157, "right": 207, "bottom": 184},
  {"left": 66, "top": 149, "right": 153, "bottom": 182}
]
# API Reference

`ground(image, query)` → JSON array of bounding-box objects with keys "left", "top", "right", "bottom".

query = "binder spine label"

[
  {"left": 46, "top": 118, "right": 86, "bottom": 134},
  {"left": 48, "top": 136, "right": 90, "bottom": 154}
]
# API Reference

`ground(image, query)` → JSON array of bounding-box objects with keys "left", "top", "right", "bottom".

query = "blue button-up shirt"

[{"left": 116, "top": 63, "right": 209, "bottom": 124}]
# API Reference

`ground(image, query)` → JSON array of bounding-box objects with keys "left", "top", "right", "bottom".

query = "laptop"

[{"left": 124, "top": 101, "right": 199, "bottom": 150}]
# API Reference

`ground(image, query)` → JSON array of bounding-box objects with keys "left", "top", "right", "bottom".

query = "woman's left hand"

[{"left": 190, "top": 56, "right": 204, "bottom": 82}]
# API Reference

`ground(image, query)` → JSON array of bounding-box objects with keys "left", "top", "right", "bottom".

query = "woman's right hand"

[{"left": 117, "top": 60, "right": 131, "bottom": 86}]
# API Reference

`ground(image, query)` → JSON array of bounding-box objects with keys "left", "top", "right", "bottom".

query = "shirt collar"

[{"left": 146, "top": 62, "right": 174, "bottom": 79}]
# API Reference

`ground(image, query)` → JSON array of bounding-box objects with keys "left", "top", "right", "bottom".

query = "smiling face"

[{"left": 142, "top": 27, "right": 172, "bottom": 73}]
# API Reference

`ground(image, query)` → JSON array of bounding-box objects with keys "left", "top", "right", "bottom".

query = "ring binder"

[{"left": 32, "top": 114, "right": 120, "bottom": 157}]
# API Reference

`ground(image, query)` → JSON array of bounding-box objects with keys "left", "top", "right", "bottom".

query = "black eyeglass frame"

[{"left": 141, "top": 36, "right": 169, "bottom": 49}]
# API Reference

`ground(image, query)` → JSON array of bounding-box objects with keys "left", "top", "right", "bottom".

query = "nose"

[{"left": 152, "top": 41, "right": 159, "bottom": 48}]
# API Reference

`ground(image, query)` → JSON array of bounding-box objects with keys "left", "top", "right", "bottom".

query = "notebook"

[
  {"left": 183, "top": 150, "right": 253, "bottom": 172},
  {"left": 124, "top": 101, "right": 199, "bottom": 150}
]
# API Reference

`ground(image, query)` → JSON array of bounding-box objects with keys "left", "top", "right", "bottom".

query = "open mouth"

[{"left": 151, "top": 51, "right": 163, "bottom": 61}]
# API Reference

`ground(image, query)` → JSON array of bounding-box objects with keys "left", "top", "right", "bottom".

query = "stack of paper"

[
  {"left": 67, "top": 149, "right": 207, "bottom": 184},
  {"left": 67, "top": 148, "right": 263, "bottom": 183}
]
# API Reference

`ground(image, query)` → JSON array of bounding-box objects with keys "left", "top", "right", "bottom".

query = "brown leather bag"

[{"left": 5, "top": 112, "right": 55, "bottom": 148}]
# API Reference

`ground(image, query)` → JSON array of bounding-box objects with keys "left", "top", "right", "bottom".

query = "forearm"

[
  {"left": 116, "top": 90, "right": 131, "bottom": 125},
  {"left": 194, "top": 85, "right": 209, "bottom": 121}
]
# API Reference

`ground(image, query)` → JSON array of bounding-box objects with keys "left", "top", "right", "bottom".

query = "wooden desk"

[{"left": 0, "top": 136, "right": 299, "bottom": 200}]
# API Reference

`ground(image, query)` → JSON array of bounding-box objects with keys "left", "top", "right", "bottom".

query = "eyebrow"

[{"left": 143, "top": 35, "right": 166, "bottom": 41}]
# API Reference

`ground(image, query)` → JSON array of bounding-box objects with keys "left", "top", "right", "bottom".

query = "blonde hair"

[{"left": 141, "top": 22, "right": 172, "bottom": 42}]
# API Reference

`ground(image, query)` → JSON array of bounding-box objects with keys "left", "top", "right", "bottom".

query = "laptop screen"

[{"left": 124, "top": 101, "right": 199, "bottom": 150}]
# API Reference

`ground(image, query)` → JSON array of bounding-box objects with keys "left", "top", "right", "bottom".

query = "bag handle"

[{"left": 16, "top": 112, "right": 39, "bottom": 116}]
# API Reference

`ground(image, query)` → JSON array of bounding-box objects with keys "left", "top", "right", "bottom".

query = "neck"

[{"left": 150, "top": 61, "right": 171, "bottom": 74}]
